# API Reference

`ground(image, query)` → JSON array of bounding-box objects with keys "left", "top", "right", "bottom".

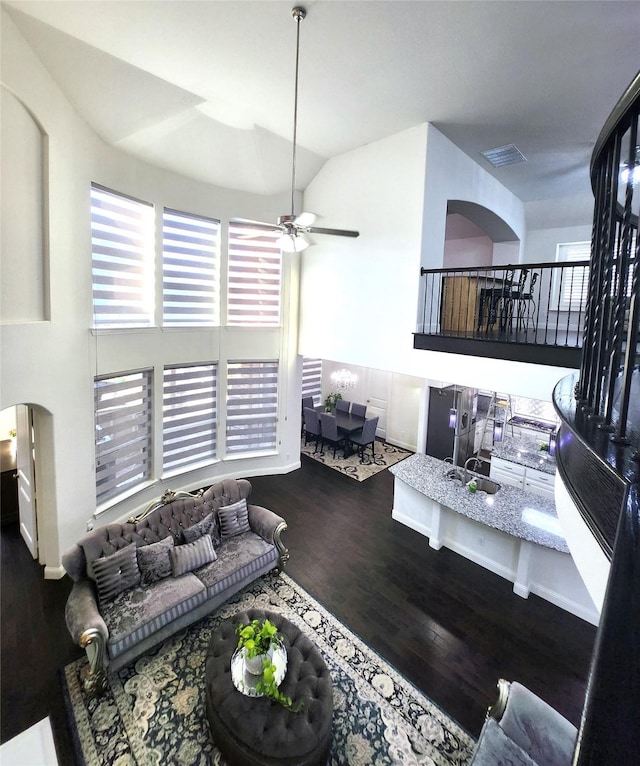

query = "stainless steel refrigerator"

[{"left": 426, "top": 385, "right": 477, "bottom": 466}]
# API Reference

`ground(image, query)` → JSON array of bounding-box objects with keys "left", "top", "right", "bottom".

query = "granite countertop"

[
  {"left": 390, "top": 453, "right": 568, "bottom": 553},
  {"left": 491, "top": 436, "right": 557, "bottom": 475}
]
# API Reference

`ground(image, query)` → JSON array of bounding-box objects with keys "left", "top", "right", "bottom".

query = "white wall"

[
  {"left": 444, "top": 235, "right": 493, "bottom": 268},
  {"left": 524, "top": 224, "right": 591, "bottom": 264},
  {"left": 0, "top": 10, "right": 303, "bottom": 571},
  {"left": 299, "top": 122, "right": 570, "bottom": 402},
  {"left": 299, "top": 123, "right": 428, "bottom": 374},
  {"left": 493, "top": 241, "right": 520, "bottom": 266},
  {"left": 1, "top": 87, "right": 46, "bottom": 322}
]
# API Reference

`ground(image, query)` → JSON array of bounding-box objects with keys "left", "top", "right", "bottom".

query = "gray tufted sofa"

[{"left": 62, "top": 479, "right": 288, "bottom": 694}]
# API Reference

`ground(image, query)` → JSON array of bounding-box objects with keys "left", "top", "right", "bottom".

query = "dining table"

[{"left": 334, "top": 411, "right": 366, "bottom": 457}]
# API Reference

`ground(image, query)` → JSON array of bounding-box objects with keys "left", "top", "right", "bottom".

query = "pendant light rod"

[{"left": 289, "top": 6, "right": 306, "bottom": 217}]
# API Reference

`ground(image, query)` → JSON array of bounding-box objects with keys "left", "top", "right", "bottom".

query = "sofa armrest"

[
  {"left": 248, "top": 504, "right": 289, "bottom": 569},
  {"left": 500, "top": 681, "right": 577, "bottom": 766},
  {"left": 65, "top": 579, "right": 110, "bottom": 695}
]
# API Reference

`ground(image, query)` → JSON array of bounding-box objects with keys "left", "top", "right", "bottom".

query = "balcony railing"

[
  {"left": 418, "top": 261, "right": 589, "bottom": 342},
  {"left": 415, "top": 261, "right": 592, "bottom": 366}
]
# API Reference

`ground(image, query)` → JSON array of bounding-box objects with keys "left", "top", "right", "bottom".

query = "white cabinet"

[
  {"left": 490, "top": 457, "right": 555, "bottom": 498},
  {"left": 524, "top": 467, "right": 555, "bottom": 501},
  {"left": 490, "top": 456, "right": 525, "bottom": 489}
]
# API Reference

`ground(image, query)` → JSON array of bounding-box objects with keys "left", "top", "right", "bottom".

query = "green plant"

[
  {"left": 236, "top": 618, "right": 278, "bottom": 658},
  {"left": 235, "top": 618, "right": 302, "bottom": 712},
  {"left": 255, "top": 657, "right": 302, "bottom": 711},
  {"left": 324, "top": 391, "right": 343, "bottom": 412},
  {"left": 8, "top": 428, "right": 16, "bottom": 438}
]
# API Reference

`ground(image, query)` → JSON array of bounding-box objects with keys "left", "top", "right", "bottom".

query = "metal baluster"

[
  {"left": 611, "top": 117, "right": 639, "bottom": 442},
  {"left": 593, "top": 140, "right": 623, "bottom": 419}
]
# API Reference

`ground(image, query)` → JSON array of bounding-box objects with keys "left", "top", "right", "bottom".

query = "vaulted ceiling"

[{"left": 4, "top": 0, "right": 639, "bottom": 210}]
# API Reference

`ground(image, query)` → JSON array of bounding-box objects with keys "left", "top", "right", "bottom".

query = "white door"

[
  {"left": 16, "top": 405, "right": 37, "bottom": 558},
  {"left": 363, "top": 368, "right": 390, "bottom": 440}
]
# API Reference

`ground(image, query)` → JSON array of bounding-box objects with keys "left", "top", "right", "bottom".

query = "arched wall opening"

[
  {"left": 0, "top": 403, "right": 59, "bottom": 578},
  {"left": 444, "top": 200, "right": 520, "bottom": 270}
]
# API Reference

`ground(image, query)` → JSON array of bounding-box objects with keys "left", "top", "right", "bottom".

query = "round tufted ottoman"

[{"left": 205, "top": 608, "right": 333, "bottom": 766}]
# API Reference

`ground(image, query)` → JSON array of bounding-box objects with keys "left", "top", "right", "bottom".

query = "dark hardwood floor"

[
  {"left": 1, "top": 455, "right": 597, "bottom": 763},
  {"left": 1, "top": 521, "right": 81, "bottom": 764}
]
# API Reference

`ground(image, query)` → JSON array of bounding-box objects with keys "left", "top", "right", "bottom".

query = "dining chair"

[
  {"left": 303, "top": 408, "right": 322, "bottom": 452},
  {"left": 319, "top": 412, "right": 346, "bottom": 458},
  {"left": 516, "top": 271, "right": 539, "bottom": 333},
  {"left": 351, "top": 402, "right": 367, "bottom": 419},
  {"left": 502, "top": 268, "right": 529, "bottom": 333},
  {"left": 348, "top": 416, "right": 379, "bottom": 461},
  {"left": 335, "top": 399, "right": 350, "bottom": 413},
  {"left": 482, "top": 268, "right": 515, "bottom": 332},
  {"left": 301, "top": 397, "right": 314, "bottom": 435}
]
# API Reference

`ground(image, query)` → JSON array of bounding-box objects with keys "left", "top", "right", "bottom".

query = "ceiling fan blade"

[
  {"left": 293, "top": 211, "right": 316, "bottom": 227},
  {"left": 306, "top": 226, "right": 360, "bottom": 238},
  {"left": 232, "top": 217, "right": 282, "bottom": 232}
]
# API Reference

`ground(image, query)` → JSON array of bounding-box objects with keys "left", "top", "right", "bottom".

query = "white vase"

[{"left": 244, "top": 647, "right": 269, "bottom": 675}]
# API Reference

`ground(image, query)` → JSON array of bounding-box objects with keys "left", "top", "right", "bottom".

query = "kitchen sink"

[
  {"left": 445, "top": 468, "right": 501, "bottom": 494},
  {"left": 471, "top": 476, "right": 501, "bottom": 494}
]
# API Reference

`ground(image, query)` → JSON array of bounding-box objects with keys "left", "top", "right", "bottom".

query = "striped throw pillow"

[
  {"left": 170, "top": 534, "right": 216, "bottom": 577},
  {"left": 92, "top": 544, "right": 141, "bottom": 603},
  {"left": 218, "top": 498, "right": 250, "bottom": 539}
]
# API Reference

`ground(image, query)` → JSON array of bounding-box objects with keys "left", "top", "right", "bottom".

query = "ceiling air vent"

[{"left": 481, "top": 143, "right": 527, "bottom": 167}]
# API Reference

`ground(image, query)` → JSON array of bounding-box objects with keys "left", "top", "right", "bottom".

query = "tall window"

[
  {"left": 163, "top": 364, "right": 217, "bottom": 472},
  {"left": 227, "top": 222, "right": 282, "bottom": 326},
  {"left": 302, "top": 357, "right": 323, "bottom": 405},
  {"left": 95, "top": 370, "right": 153, "bottom": 504},
  {"left": 91, "top": 184, "right": 155, "bottom": 328},
  {"left": 226, "top": 361, "right": 278, "bottom": 454},
  {"left": 162, "top": 209, "right": 220, "bottom": 326},
  {"left": 555, "top": 242, "right": 590, "bottom": 311}
]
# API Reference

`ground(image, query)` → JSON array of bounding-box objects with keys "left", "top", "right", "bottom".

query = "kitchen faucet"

[{"left": 464, "top": 456, "right": 482, "bottom": 482}]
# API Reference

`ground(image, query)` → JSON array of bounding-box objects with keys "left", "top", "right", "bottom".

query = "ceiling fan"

[{"left": 238, "top": 6, "right": 359, "bottom": 253}]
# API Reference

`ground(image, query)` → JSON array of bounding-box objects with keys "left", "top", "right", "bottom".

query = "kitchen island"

[
  {"left": 390, "top": 453, "right": 599, "bottom": 625},
  {"left": 491, "top": 436, "right": 557, "bottom": 474}
]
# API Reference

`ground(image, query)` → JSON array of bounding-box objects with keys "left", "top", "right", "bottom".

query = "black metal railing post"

[{"left": 552, "top": 70, "right": 640, "bottom": 765}]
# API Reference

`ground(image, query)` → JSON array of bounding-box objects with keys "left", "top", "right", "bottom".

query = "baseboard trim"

[
  {"left": 530, "top": 583, "right": 600, "bottom": 626},
  {"left": 44, "top": 565, "right": 66, "bottom": 580},
  {"left": 391, "top": 509, "right": 431, "bottom": 538}
]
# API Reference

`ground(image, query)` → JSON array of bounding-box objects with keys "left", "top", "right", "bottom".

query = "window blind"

[
  {"left": 91, "top": 184, "right": 155, "bottom": 328},
  {"left": 162, "top": 208, "right": 220, "bottom": 326},
  {"left": 302, "top": 357, "right": 323, "bottom": 405},
  {"left": 226, "top": 361, "right": 278, "bottom": 454},
  {"left": 555, "top": 242, "right": 590, "bottom": 311},
  {"left": 95, "top": 370, "right": 153, "bottom": 504},
  {"left": 227, "top": 222, "right": 282, "bottom": 326},
  {"left": 163, "top": 364, "right": 217, "bottom": 471}
]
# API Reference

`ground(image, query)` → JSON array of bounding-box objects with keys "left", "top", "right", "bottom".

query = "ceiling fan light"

[{"left": 277, "top": 232, "right": 310, "bottom": 252}]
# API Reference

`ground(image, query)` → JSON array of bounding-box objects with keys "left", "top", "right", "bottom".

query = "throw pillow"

[
  {"left": 137, "top": 536, "right": 175, "bottom": 584},
  {"left": 218, "top": 498, "right": 250, "bottom": 539},
  {"left": 92, "top": 544, "right": 141, "bottom": 603},
  {"left": 170, "top": 534, "right": 216, "bottom": 577},
  {"left": 183, "top": 512, "right": 221, "bottom": 548}
]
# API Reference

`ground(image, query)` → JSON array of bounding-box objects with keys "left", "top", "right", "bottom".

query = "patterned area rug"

[
  {"left": 301, "top": 438, "right": 412, "bottom": 481},
  {"left": 63, "top": 572, "right": 474, "bottom": 766}
]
